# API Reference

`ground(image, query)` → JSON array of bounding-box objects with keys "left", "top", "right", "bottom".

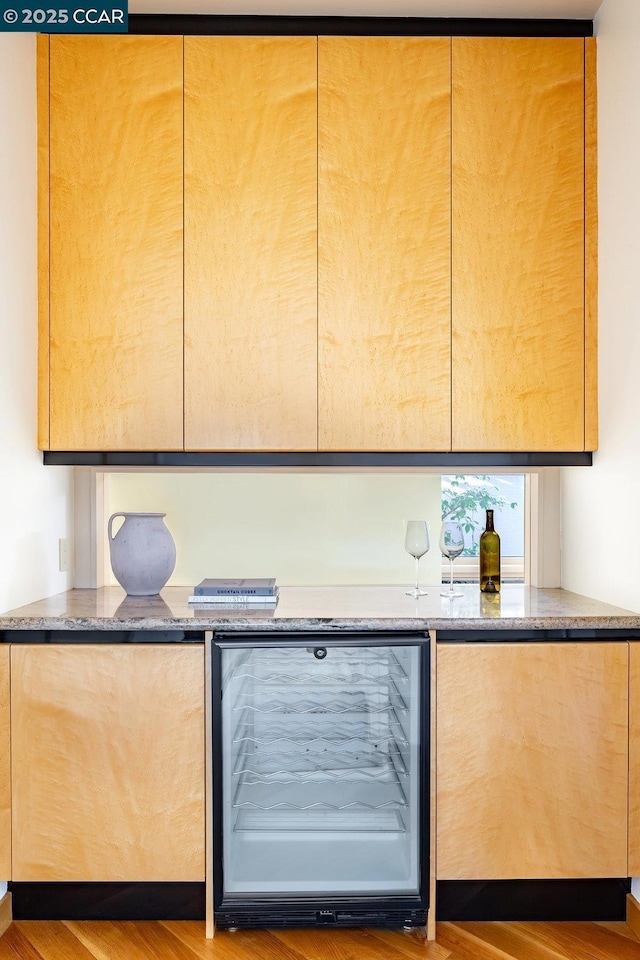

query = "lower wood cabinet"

[
  {"left": 7, "top": 638, "right": 632, "bottom": 887},
  {"left": 11, "top": 645, "right": 205, "bottom": 882},
  {"left": 437, "top": 642, "right": 628, "bottom": 880},
  {"left": 629, "top": 643, "right": 640, "bottom": 876},
  {"left": 0, "top": 647, "right": 10, "bottom": 879}
]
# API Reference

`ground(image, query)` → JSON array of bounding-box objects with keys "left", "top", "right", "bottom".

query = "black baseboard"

[
  {"left": 437, "top": 879, "right": 631, "bottom": 922},
  {"left": 9, "top": 878, "right": 630, "bottom": 922},
  {"left": 9, "top": 882, "right": 206, "bottom": 921}
]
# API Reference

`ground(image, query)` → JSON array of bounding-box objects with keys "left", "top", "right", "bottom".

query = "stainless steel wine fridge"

[{"left": 211, "top": 632, "right": 429, "bottom": 929}]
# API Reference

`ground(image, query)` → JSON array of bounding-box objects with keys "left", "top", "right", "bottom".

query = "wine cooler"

[{"left": 211, "top": 632, "right": 429, "bottom": 929}]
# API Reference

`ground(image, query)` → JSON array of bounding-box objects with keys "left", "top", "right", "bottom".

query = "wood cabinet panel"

[
  {"left": 48, "top": 36, "right": 184, "bottom": 451},
  {"left": 437, "top": 642, "right": 628, "bottom": 880},
  {"left": 452, "top": 38, "right": 586, "bottom": 452},
  {"left": 629, "top": 643, "right": 640, "bottom": 876},
  {"left": 585, "top": 37, "right": 599, "bottom": 452},
  {"left": 0, "top": 647, "right": 10, "bottom": 879},
  {"left": 318, "top": 37, "right": 451, "bottom": 452},
  {"left": 11, "top": 645, "right": 205, "bottom": 882},
  {"left": 184, "top": 37, "right": 318, "bottom": 451},
  {"left": 37, "top": 36, "right": 50, "bottom": 452}
]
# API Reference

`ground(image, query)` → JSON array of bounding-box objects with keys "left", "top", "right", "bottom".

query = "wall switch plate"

[{"left": 58, "top": 538, "right": 71, "bottom": 573}]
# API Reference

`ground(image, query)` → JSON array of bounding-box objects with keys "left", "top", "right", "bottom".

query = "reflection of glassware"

[
  {"left": 440, "top": 521, "right": 464, "bottom": 598},
  {"left": 404, "top": 520, "right": 430, "bottom": 598}
]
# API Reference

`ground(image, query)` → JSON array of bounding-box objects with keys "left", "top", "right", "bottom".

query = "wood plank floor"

[{"left": 2, "top": 921, "right": 640, "bottom": 960}]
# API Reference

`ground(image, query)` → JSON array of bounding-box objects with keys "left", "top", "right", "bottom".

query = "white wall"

[
  {"left": 561, "top": 0, "right": 640, "bottom": 900},
  {"left": 561, "top": 0, "right": 640, "bottom": 613},
  {"left": 0, "top": 35, "right": 73, "bottom": 615},
  {"left": 107, "top": 472, "right": 443, "bottom": 587},
  {"left": 0, "top": 32, "right": 74, "bottom": 897}
]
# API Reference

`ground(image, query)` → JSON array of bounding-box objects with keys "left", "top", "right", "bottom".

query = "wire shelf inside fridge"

[
  {"left": 231, "top": 648, "right": 409, "bottom": 670},
  {"left": 232, "top": 720, "right": 407, "bottom": 749},
  {"left": 234, "top": 808, "right": 405, "bottom": 833},
  {"left": 228, "top": 666, "right": 409, "bottom": 685},
  {"left": 233, "top": 690, "right": 408, "bottom": 716},
  {"left": 231, "top": 778, "right": 409, "bottom": 812},
  {"left": 234, "top": 742, "right": 407, "bottom": 776},
  {"left": 235, "top": 765, "right": 407, "bottom": 785}
]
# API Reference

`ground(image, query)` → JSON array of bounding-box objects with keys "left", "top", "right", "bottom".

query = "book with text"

[
  {"left": 193, "top": 577, "right": 277, "bottom": 597},
  {"left": 188, "top": 588, "right": 279, "bottom": 604}
]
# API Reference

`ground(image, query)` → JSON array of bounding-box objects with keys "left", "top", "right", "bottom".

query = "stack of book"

[{"left": 187, "top": 578, "right": 279, "bottom": 605}]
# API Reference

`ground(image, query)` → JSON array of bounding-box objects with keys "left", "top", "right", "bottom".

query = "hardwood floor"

[{"left": 1, "top": 920, "right": 640, "bottom": 960}]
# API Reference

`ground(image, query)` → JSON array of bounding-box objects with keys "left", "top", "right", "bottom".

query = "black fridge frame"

[{"left": 210, "top": 631, "right": 430, "bottom": 929}]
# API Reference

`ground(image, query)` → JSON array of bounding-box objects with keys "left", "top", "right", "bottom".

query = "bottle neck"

[{"left": 485, "top": 510, "right": 495, "bottom": 531}]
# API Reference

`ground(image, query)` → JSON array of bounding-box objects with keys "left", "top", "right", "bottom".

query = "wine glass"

[
  {"left": 404, "top": 520, "right": 430, "bottom": 597},
  {"left": 440, "top": 521, "right": 465, "bottom": 598}
]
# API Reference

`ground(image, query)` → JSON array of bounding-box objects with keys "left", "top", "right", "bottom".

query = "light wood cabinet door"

[
  {"left": 629, "top": 642, "right": 640, "bottom": 876},
  {"left": 437, "top": 642, "right": 628, "bottom": 880},
  {"left": 184, "top": 37, "right": 318, "bottom": 451},
  {"left": 11, "top": 645, "right": 205, "bottom": 882},
  {"left": 318, "top": 37, "right": 451, "bottom": 451},
  {"left": 44, "top": 36, "right": 184, "bottom": 451},
  {"left": 452, "top": 38, "right": 588, "bottom": 452},
  {"left": 0, "top": 648, "right": 9, "bottom": 879}
]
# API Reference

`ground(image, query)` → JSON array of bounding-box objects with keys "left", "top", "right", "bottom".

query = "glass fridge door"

[{"left": 217, "top": 641, "right": 424, "bottom": 899}]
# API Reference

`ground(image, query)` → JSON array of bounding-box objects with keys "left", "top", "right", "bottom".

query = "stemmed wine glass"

[
  {"left": 404, "top": 520, "right": 430, "bottom": 598},
  {"left": 440, "top": 521, "right": 465, "bottom": 598}
]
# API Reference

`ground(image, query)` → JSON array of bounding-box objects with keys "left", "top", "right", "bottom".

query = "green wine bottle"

[{"left": 479, "top": 509, "right": 501, "bottom": 594}]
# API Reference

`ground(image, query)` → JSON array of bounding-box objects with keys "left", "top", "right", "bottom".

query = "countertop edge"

[
  {"left": 3, "top": 586, "right": 639, "bottom": 635},
  {"left": 3, "top": 615, "right": 640, "bottom": 633}
]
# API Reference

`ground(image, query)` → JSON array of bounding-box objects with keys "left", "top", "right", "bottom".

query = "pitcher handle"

[{"left": 108, "top": 513, "right": 126, "bottom": 542}]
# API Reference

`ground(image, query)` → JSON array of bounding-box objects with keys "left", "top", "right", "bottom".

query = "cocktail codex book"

[
  {"left": 188, "top": 578, "right": 279, "bottom": 603},
  {"left": 193, "top": 578, "right": 276, "bottom": 596}
]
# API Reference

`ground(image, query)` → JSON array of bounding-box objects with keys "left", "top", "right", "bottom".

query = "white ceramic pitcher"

[{"left": 108, "top": 512, "right": 176, "bottom": 596}]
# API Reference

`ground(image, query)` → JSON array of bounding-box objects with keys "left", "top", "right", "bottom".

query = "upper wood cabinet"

[
  {"left": 11, "top": 645, "right": 205, "bottom": 882},
  {"left": 437, "top": 642, "right": 628, "bottom": 880},
  {"left": 318, "top": 37, "right": 451, "bottom": 451},
  {"left": 38, "top": 33, "right": 597, "bottom": 455},
  {"left": 452, "top": 38, "right": 596, "bottom": 452},
  {"left": 40, "top": 36, "right": 184, "bottom": 452},
  {"left": 184, "top": 37, "right": 318, "bottom": 451}
]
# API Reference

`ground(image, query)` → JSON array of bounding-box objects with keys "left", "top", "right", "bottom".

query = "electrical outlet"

[{"left": 58, "top": 538, "right": 71, "bottom": 573}]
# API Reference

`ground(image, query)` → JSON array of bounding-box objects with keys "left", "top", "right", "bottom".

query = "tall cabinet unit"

[
  {"left": 451, "top": 38, "right": 593, "bottom": 452},
  {"left": 40, "top": 36, "right": 184, "bottom": 452},
  {"left": 184, "top": 37, "right": 318, "bottom": 452},
  {"left": 318, "top": 37, "right": 451, "bottom": 452}
]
